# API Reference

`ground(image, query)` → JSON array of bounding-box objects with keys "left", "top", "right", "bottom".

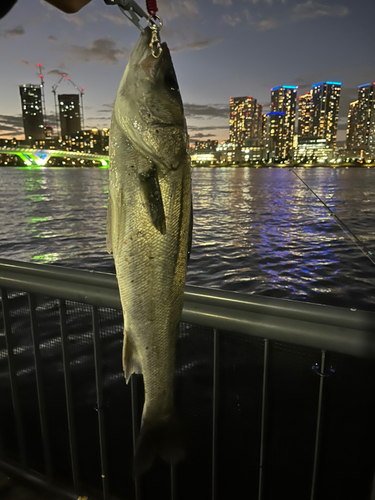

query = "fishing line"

[{"left": 290, "top": 169, "right": 375, "bottom": 267}]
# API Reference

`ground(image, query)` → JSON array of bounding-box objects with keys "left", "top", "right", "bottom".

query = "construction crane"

[
  {"left": 37, "top": 63, "right": 47, "bottom": 128},
  {"left": 52, "top": 73, "right": 85, "bottom": 137}
]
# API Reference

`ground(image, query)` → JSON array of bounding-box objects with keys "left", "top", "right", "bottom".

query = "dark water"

[
  {"left": 1, "top": 166, "right": 375, "bottom": 500},
  {"left": 0, "top": 166, "right": 374, "bottom": 311}
]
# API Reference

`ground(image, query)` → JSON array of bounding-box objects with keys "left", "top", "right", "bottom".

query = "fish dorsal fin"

[{"left": 139, "top": 164, "right": 166, "bottom": 235}]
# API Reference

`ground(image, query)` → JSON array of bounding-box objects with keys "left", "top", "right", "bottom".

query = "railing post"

[
  {"left": 310, "top": 349, "right": 326, "bottom": 500},
  {"left": 131, "top": 375, "right": 141, "bottom": 500},
  {"left": 258, "top": 338, "right": 269, "bottom": 500},
  {"left": 28, "top": 293, "right": 53, "bottom": 480},
  {"left": 0, "top": 288, "right": 27, "bottom": 467},
  {"left": 59, "top": 299, "right": 80, "bottom": 493},
  {"left": 212, "top": 328, "right": 219, "bottom": 500},
  {"left": 91, "top": 305, "right": 109, "bottom": 500}
]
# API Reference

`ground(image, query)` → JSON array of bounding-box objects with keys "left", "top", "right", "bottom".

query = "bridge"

[{"left": 0, "top": 147, "right": 109, "bottom": 167}]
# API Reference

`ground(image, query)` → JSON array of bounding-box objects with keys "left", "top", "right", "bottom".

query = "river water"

[{"left": 0, "top": 166, "right": 374, "bottom": 311}]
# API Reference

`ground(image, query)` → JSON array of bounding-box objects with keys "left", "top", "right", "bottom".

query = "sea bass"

[{"left": 107, "top": 27, "right": 192, "bottom": 475}]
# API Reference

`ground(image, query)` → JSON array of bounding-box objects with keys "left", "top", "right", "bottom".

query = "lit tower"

[
  {"left": 346, "top": 100, "right": 360, "bottom": 150},
  {"left": 357, "top": 83, "right": 375, "bottom": 152},
  {"left": 311, "top": 81, "right": 341, "bottom": 147},
  {"left": 58, "top": 94, "right": 81, "bottom": 137},
  {"left": 270, "top": 85, "right": 298, "bottom": 160},
  {"left": 298, "top": 91, "right": 313, "bottom": 137},
  {"left": 266, "top": 112, "right": 285, "bottom": 162},
  {"left": 19, "top": 84, "right": 45, "bottom": 140},
  {"left": 229, "top": 96, "right": 263, "bottom": 146}
]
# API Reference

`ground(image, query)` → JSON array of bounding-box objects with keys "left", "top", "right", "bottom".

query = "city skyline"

[{"left": 0, "top": 0, "right": 373, "bottom": 143}]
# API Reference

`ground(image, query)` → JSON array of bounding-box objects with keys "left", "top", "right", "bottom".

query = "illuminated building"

[
  {"left": 241, "top": 138, "right": 266, "bottom": 163},
  {"left": 298, "top": 91, "right": 313, "bottom": 137},
  {"left": 266, "top": 112, "right": 285, "bottom": 162},
  {"left": 229, "top": 96, "right": 263, "bottom": 146},
  {"left": 311, "top": 81, "right": 341, "bottom": 147},
  {"left": 270, "top": 85, "right": 298, "bottom": 160},
  {"left": 195, "top": 140, "right": 218, "bottom": 151},
  {"left": 345, "top": 83, "right": 375, "bottom": 157},
  {"left": 294, "top": 137, "right": 333, "bottom": 163},
  {"left": 216, "top": 142, "right": 240, "bottom": 163},
  {"left": 58, "top": 94, "right": 81, "bottom": 137},
  {"left": 19, "top": 84, "right": 45, "bottom": 140},
  {"left": 357, "top": 83, "right": 374, "bottom": 153},
  {"left": 346, "top": 100, "right": 360, "bottom": 151},
  {"left": 102, "top": 128, "right": 110, "bottom": 154}
]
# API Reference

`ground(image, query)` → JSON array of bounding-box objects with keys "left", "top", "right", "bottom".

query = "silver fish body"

[{"left": 107, "top": 27, "right": 191, "bottom": 475}]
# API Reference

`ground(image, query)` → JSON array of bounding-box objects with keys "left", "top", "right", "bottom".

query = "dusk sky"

[{"left": 0, "top": 0, "right": 373, "bottom": 143}]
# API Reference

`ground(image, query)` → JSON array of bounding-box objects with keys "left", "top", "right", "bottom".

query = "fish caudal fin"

[{"left": 133, "top": 412, "right": 185, "bottom": 476}]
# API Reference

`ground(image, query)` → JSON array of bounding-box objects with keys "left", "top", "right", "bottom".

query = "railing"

[{"left": 0, "top": 258, "right": 375, "bottom": 500}]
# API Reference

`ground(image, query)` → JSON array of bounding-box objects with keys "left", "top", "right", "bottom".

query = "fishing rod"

[{"left": 290, "top": 169, "right": 375, "bottom": 267}]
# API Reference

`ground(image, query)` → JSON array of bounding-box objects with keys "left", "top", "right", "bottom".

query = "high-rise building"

[
  {"left": 346, "top": 100, "right": 360, "bottom": 150},
  {"left": 311, "top": 81, "right": 341, "bottom": 147},
  {"left": 266, "top": 112, "right": 285, "bottom": 162},
  {"left": 346, "top": 83, "right": 375, "bottom": 155},
  {"left": 19, "top": 84, "right": 45, "bottom": 140},
  {"left": 357, "top": 83, "right": 375, "bottom": 151},
  {"left": 229, "top": 96, "right": 263, "bottom": 146},
  {"left": 270, "top": 85, "right": 298, "bottom": 160},
  {"left": 58, "top": 94, "right": 81, "bottom": 137},
  {"left": 298, "top": 91, "right": 313, "bottom": 137}
]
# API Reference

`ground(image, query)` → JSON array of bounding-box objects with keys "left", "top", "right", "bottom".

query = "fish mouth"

[{"left": 157, "top": 44, "right": 180, "bottom": 92}]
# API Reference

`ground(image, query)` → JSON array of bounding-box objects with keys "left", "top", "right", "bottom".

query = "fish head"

[{"left": 116, "top": 27, "right": 189, "bottom": 172}]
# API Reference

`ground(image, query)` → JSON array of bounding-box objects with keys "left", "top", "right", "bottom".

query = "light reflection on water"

[{"left": 0, "top": 166, "right": 374, "bottom": 310}]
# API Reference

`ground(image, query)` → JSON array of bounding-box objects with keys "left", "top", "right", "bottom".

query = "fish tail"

[{"left": 133, "top": 411, "right": 185, "bottom": 476}]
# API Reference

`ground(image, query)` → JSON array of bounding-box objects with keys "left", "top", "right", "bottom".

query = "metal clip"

[
  {"left": 147, "top": 15, "right": 163, "bottom": 58},
  {"left": 103, "top": 0, "right": 148, "bottom": 31}
]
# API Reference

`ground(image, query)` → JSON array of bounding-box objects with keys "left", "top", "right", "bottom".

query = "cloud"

[
  {"left": 291, "top": 0, "right": 349, "bottom": 20},
  {"left": 188, "top": 132, "right": 220, "bottom": 139},
  {"left": 67, "top": 38, "right": 130, "bottom": 64},
  {"left": 171, "top": 36, "right": 222, "bottom": 52},
  {"left": 222, "top": 14, "right": 242, "bottom": 26},
  {"left": 184, "top": 103, "right": 229, "bottom": 119},
  {"left": 156, "top": 0, "right": 199, "bottom": 20},
  {"left": 0, "top": 25, "right": 25, "bottom": 37},
  {"left": 48, "top": 69, "right": 67, "bottom": 77},
  {"left": 252, "top": 16, "right": 279, "bottom": 30},
  {"left": 213, "top": 0, "right": 233, "bottom": 5},
  {"left": 0, "top": 115, "right": 24, "bottom": 137},
  {"left": 223, "top": 9, "right": 279, "bottom": 30},
  {"left": 188, "top": 125, "right": 230, "bottom": 131},
  {"left": 100, "top": 11, "right": 126, "bottom": 25}
]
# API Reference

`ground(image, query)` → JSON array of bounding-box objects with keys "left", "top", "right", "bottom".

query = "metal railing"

[{"left": 0, "top": 258, "right": 375, "bottom": 500}]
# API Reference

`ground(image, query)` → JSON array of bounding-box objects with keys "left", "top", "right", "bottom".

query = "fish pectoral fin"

[
  {"left": 123, "top": 332, "right": 142, "bottom": 383},
  {"left": 139, "top": 164, "right": 166, "bottom": 235}
]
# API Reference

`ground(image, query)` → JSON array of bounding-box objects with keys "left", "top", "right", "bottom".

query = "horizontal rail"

[{"left": 0, "top": 259, "right": 374, "bottom": 359}]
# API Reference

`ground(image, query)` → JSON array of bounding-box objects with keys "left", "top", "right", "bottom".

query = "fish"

[{"left": 106, "top": 26, "right": 192, "bottom": 476}]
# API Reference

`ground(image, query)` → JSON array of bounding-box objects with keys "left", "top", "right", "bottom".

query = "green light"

[
  {"left": 100, "top": 159, "right": 108, "bottom": 167},
  {"left": 28, "top": 216, "right": 53, "bottom": 223},
  {"left": 32, "top": 253, "right": 59, "bottom": 263}
]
